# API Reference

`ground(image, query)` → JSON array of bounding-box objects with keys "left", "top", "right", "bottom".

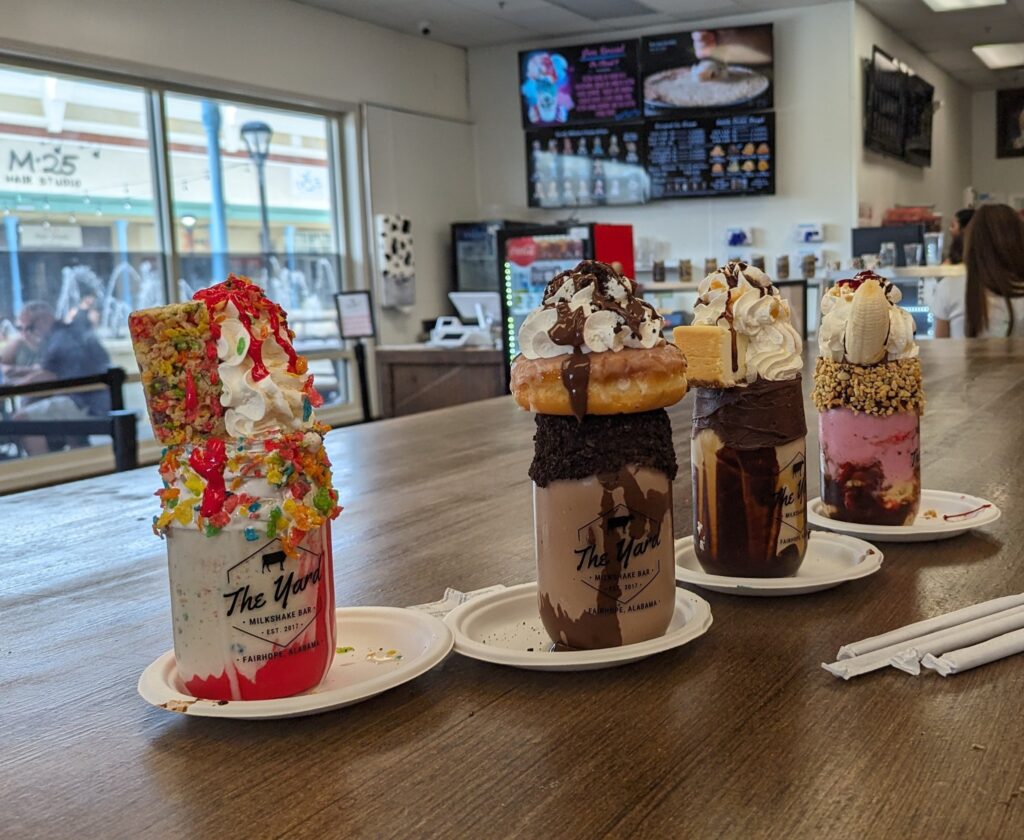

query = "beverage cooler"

[
  {"left": 498, "top": 223, "right": 634, "bottom": 384},
  {"left": 451, "top": 221, "right": 535, "bottom": 292}
]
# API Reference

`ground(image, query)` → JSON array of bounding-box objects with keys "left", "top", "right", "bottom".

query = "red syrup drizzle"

[
  {"left": 184, "top": 368, "right": 198, "bottom": 418},
  {"left": 943, "top": 504, "right": 992, "bottom": 521},
  {"left": 194, "top": 275, "right": 300, "bottom": 381},
  {"left": 189, "top": 437, "right": 228, "bottom": 517},
  {"left": 836, "top": 270, "right": 895, "bottom": 298}
]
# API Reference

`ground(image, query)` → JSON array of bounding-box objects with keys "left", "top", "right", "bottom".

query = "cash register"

[{"left": 428, "top": 292, "right": 501, "bottom": 348}]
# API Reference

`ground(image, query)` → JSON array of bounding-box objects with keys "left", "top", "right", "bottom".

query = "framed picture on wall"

[
  {"left": 996, "top": 87, "right": 1024, "bottom": 158},
  {"left": 334, "top": 291, "right": 376, "bottom": 340}
]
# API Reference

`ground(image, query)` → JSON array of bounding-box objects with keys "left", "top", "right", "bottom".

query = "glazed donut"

[{"left": 511, "top": 343, "right": 688, "bottom": 416}]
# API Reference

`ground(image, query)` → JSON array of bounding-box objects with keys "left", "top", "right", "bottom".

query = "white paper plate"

[
  {"left": 807, "top": 489, "right": 1001, "bottom": 543},
  {"left": 674, "top": 532, "right": 883, "bottom": 596},
  {"left": 138, "top": 606, "right": 453, "bottom": 719},
  {"left": 443, "top": 582, "right": 712, "bottom": 671}
]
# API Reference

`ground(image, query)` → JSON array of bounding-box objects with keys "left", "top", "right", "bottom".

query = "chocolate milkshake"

[
  {"left": 510, "top": 261, "right": 689, "bottom": 649},
  {"left": 531, "top": 412, "right": 678, "bottom": 648},
  {"left": 675, "top": 261, "right": 807, "bottom": 578},
  {"left": 813, "top": 272, "right": 923, "bottom": 526},
  {"left": 691, "top": 380, "right": 807, "bottom": 576}
]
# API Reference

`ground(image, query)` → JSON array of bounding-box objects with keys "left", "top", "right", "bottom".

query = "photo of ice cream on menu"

[{"left": 129, "top": 275, "right": 343, "bottom": 701}]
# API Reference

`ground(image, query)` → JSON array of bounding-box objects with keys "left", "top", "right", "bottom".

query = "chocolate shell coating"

[{"left": 693, "top": 376, "right": 806, "bottom": 450}]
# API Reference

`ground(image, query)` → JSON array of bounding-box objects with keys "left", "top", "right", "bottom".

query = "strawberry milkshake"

[{"left": 812, "top": 271, "right": 924, "bottom": 526}]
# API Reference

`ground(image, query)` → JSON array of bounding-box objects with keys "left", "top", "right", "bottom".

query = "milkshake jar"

[
  {"left": 534, "top": 464, "right": 676, "bottom": 650},
  {"left": 819, "top": 408, "right": 921, "bottom": 526},
  {"left": 691, "top": 378, "right": 808, "bottom": 577},
  {"left": 166, "top": 521, "right": 335, "bottom": 701}
]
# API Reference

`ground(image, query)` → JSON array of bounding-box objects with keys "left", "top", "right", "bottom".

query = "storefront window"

[
  {"left": 164, "top": 93, "right": 346, "bottom": 405},
  {"left": 1, "top": 65, "right": 353, "bottom": 472},
  {"left": 0, "top": 63, "right": 164, "bottom": 459}
]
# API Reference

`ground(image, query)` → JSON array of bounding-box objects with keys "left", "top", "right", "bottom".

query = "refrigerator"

[
  {"left": 452, "top": 221, "right": 535, "bottom": 292},
  {"left": 497, "top": 222, "right": 634, "bottom": 385}
]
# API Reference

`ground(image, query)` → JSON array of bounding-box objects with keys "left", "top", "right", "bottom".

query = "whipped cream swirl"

[
  {"left": 692, "top": 261, "right": 803, "bottom": 382},
  {"left": 216, "top": 302, "right": 312, "bottom": 437},
  {"left": 818, "top": 271, "right": 918, "bottom": 363},
  {"left": 518, "top": 260, "right": 663, "bottom": 359}
]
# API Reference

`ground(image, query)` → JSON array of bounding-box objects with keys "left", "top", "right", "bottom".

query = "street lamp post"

[{"left": 240, "top": 120, "right": 273, "bottom": 271}]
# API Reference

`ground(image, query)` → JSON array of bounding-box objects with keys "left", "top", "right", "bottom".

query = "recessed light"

[
  {"left": 972, "top": 42, "right": 1024, "bottom": 69},
  {"left": 922, "top": 0, "right": 1006, "bottom": 11}
]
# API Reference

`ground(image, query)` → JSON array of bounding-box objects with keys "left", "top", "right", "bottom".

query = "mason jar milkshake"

[
  {"left": 675, "top": 261, "right": 807, "bottom": 577},
  {"left": 510, "top": 261, "right": 689, "bottom": 649},
  {"left": 813, "top": 272, "right": 923, "bottom": 526}
]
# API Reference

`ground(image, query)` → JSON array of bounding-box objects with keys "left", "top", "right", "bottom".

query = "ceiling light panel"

[
  {"left": 921, "top": 0, "right": 1006, "bottom": 11},
  {"left": 972, "top": 42, "right": 1024, "bottom": 68}
]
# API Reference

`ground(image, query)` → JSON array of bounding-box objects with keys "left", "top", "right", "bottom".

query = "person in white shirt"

[{"left": 933, "top": 204, "right": 1024, "bottom": 339}]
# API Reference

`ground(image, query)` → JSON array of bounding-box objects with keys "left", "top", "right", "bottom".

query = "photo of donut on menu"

[
  {"left": 642, "top": 24, "right": 773, "bottom": 117},
  {"left": 526, "top": 124, "right": 649, "bottom": 208},
  {"left": 644, "top": 111, "right": 774, "bottom": 201}
]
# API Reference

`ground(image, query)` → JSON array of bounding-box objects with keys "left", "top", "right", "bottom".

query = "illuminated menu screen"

[
  {"left": 526, "top": 124, "right": 648, "bottom": 208},
  {"left": 644, "top": 111, "right": 774, "bottom": 200},
  {"left": 519, "top": 40, "right": 641, "bottom": 128}
]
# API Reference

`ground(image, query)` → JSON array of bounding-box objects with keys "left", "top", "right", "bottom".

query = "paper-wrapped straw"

[
  {"left": 836, "top": 593, "right": 1024, "bottom": 660},
  {"left": 920, "top": 627, "right": 1024, "bottom": 677},
  {"left": 823, "top": 604, "right": 1024, "bottom": 680},
  {"left": 890, "top": 607, "right": 1024, "bottom": 674}
]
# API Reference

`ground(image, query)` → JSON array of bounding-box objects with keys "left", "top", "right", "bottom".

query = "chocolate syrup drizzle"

[
  {"left": 537, "top": 465, "right": 672, "bottom": 649},
  {"left": 542, "top": 260, "right": 661, "bottom": 421},
  {"left": 694, "top": 261, "right": 772, "bottom": 374}
]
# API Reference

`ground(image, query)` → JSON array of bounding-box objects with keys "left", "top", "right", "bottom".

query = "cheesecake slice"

[{"left": 673, "top": 324, "right": 748, "bottom": 388}]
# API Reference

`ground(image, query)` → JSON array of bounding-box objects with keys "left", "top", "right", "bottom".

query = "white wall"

[
  {"left": 468, "top": 2, "right": 857, "bottom": 268},
  {"left": 852, "top": 3, "right": 972, "bottom": 227},
  {"left": 365, "top": 105, "right": 479, "bottom": 344},
  {"left": 0, "top": 0, "right": 469, "bottom": 120},
  {"left": 971, "top": 90, "right": 1024, "bottom": 207},
  {"left": 0, "top": 0, "right": 477, "bottom": 346}
]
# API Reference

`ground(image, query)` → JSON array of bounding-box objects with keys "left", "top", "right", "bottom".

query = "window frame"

[{"left": 0, "top": 52, "right": 366, "bottom": 491}]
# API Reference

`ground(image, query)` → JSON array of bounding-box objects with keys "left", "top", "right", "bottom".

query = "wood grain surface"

[{"left": 3, "top": 339, "right": 1024, "bottom": 839}]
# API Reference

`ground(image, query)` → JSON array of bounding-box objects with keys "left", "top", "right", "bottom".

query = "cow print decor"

[{"left": 375, "top": 213, "right": 416, "bottom": 308}]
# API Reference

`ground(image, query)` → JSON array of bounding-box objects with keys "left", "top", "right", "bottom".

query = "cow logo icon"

[
  {"left": 223, "top": 538, "right": 325, "bottom": 648},
  {"left": 261, "top": 550, "right": 286, "bottom": 574},
  {"left": 575, "top": 503, "right": 663, "bottom": 605}
]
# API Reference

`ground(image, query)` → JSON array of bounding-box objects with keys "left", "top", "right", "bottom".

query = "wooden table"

[{"left": 4, "top": 339, "right": 1024, "bottom": 839}]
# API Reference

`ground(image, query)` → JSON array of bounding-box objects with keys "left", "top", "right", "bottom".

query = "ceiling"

[
  {"left": 292, "top": 0, "right": 839, "bottom": 48},
  {"left": 859, "top": 0, "right": 1024, "bottom": 89},
  {"left": 295, "top": 0, "right": 1024, "bottom": 89}
]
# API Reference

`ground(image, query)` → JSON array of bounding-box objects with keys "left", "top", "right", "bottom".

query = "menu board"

[
  {"left": 527, "top": 124, "right": 648, "bottom": 208},
  {"left": 864, "top": 46, "right": 906, "bottom": 159},
  {"left": 645, "top": 112, "right": 774, "bottom": 200},
  {"left": 519, "top": 40, "right": 641, "bottom": 127},
  {"left": 642, "top": 24, "right": 773, "bottom": 117}
]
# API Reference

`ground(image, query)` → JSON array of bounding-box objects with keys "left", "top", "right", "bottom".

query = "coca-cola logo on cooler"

[{"left": 506, "top": 237, "right": 539, "bottom": 267}]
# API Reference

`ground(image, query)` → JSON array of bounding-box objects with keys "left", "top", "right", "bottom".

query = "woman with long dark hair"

[
  {"left": 933, "top": 204, "right": 1024, "bottom": 338},
  {"left": 945, "top": 207, "right": 974, "bottom": 265}
]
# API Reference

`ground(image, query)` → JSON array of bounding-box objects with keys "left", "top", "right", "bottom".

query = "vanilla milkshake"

[
  {"left": 130, "top": 276, "right": 343, "bottom": 701},
  {"left": 167, "top": 522, "right": 335, "bottom": 700}
]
